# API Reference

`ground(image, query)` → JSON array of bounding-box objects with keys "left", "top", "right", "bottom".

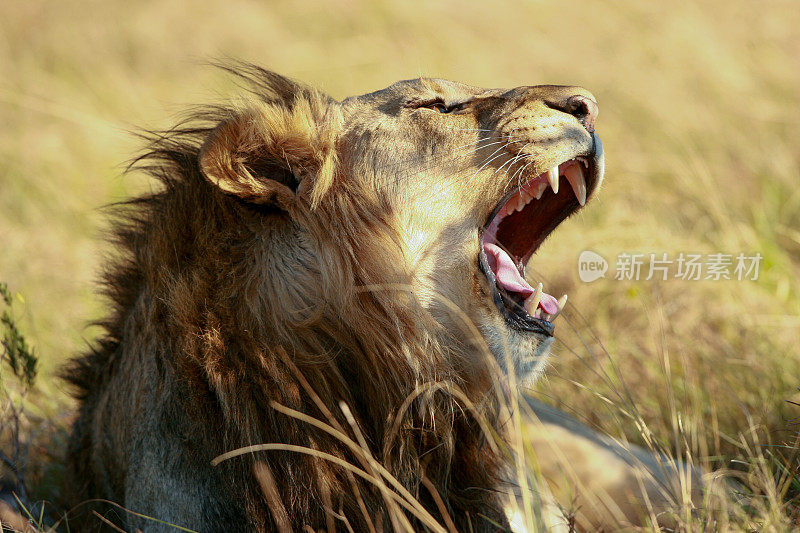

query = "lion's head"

[
  {"left": 65, "top": 65, "right": 603, "bottom": 531},
  {"left": 200, "top": 69, "right": 603, "bottom": 389}
]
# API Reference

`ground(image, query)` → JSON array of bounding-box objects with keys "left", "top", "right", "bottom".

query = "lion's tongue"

[{"left": 484, "top": 243, "right": 559, "bottom": 314}]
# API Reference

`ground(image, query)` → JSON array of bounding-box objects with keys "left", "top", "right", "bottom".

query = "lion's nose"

[{"left": 551, "top": 94, "right": 599, "bottom": 134}]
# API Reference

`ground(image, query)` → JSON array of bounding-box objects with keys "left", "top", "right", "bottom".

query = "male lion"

[{"left": 64, "top": 65, "right": 603, "bottom": 531}]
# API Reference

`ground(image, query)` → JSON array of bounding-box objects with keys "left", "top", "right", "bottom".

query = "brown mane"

[{"left": 63, "top": 65, "right": 509, "bottom": 531}]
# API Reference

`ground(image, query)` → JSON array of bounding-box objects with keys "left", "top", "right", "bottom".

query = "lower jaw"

[
  {"left": 478, "top": 249, "right": 554, "bottom": 337},
  {"left": 498, "top": 292, "right": 554, "bottom": 336}
]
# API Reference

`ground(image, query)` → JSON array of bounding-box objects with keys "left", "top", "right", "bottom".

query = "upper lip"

[{"left": 478, "top": 135, "right": 604, "bottom": 335}]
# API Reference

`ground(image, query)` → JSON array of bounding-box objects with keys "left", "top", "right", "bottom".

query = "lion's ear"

[{"left": 199, "top": 95, "right": 339, "bottom": 209}]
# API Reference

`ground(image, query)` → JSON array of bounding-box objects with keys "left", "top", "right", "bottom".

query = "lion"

[{"left": 63, "top": 64, "right": 604, "bottom": 532}]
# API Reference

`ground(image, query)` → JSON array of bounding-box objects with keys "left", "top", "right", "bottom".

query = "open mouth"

[{"left": 479, "top": 142, "right": 603, "bottom": 336}]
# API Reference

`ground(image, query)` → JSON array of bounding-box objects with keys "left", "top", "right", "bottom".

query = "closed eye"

[{"left": 405, "top": 98, "right": 466, "bottom": 114}]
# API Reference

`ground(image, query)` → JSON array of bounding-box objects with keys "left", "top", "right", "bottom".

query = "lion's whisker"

[
  {"left": 453, "top": 138, "right": 506, "bottom": 154},
  {"left": 508, "top": 156, "right": 536, "bottom": 191},
  {"left": 493, "top": 142, "right": 531, "bottom": 178},
  {"left": 515, "top": 157, "right": 536, "bottom": 190},
  {"left": 458, "top": 143, "right": 509, "bottom": 163},
  {"left": 458, "top": 143, "right": 500, "bottom": 157},
  {"left": 466, "top": 143, "right": 514, "bottom": 186}
]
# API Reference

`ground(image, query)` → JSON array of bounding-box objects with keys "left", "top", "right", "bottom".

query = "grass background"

[{"left": 1, "top": 0, "right": 799, "bottom": 529}]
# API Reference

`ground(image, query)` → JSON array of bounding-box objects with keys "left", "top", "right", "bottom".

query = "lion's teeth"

[
  {"left": 524, "top": 283, "right": 543, "bottom": 315},
  {"left": 564, "top": 165, "right": 586, "bottom": 206},
  {"left": 532, "top": 181, "right": 548, "bottom": 200},
  {"left": 547, "top": 166, "right": 560, "bottom": 194},
  {"left": 516, "top": 193, "right": 526, "bottom": 211},
  {"left": 551, "top": 294, "right": 568, "bottom": 321},
  {"left": 557, "top": 294, "right": 568, "bottom": 314}
]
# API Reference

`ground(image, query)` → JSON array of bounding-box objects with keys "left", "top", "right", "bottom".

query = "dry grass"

[{"left": 1, "top": 0, "right": 799, "bottom": 530}]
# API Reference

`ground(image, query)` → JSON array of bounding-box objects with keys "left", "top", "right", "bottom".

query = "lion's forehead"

[{"left": 341, "top": 78, "right": 498, "bottom": 110}]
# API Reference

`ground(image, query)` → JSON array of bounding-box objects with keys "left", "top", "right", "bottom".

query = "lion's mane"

[{"left": 64, "top": 65, "right": 508, "bottom": 531}]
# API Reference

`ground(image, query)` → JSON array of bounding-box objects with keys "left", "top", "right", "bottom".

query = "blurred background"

[{"left": 1, "top": 0, "right": 799, "bottom": 526}]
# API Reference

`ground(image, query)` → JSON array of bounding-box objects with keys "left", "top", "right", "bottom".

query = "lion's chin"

[{"left": 478, "top": 318, "right": 554, "bottom": 386}]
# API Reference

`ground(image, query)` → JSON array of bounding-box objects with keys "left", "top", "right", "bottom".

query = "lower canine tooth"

[
  {"left": 552, "top": 294, "right": 568, "bottom": 321},
  {"left": 564, "top": 165, "right": 587, "bottom": 206},
  {"left": 524, "top": 283, "right": 543, "bottom": 315},
  {"left": 547, "top": 166, "right": 560, "bottom": 194}
]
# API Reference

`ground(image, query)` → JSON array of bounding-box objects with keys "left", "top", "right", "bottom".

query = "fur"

[{"left": 64, "top": 64, "right": 601, "bottom": 531}]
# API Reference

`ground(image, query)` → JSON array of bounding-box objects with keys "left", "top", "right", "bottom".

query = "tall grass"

[{"left": 1, "top": 0, "right": 799, "bottom": 530}]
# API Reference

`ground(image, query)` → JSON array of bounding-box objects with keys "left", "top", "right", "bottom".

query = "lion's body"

[{"left": 65, "top": 66, "right": 604, "bottom": 531}]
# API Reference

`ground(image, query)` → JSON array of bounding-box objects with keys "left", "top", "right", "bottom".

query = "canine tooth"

[
  {"left": 516, "top": 194, "right": 526, "bottom": 211},
  {"left": 564, "top": 165, "right": 587, "bottom": 206},
  {"left": 547, "top": 166, "right": 560, "bottom": 194},
  {"left": 551, "top": 294, "right": 568, "bottom": 321},
  {"left": 524, "top": 283, "right": 543, "bottom": 315}
]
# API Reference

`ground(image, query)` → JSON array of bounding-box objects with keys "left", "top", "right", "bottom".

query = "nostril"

[{"left": 564, "top": 95, "right": 599, "bottom": 133}]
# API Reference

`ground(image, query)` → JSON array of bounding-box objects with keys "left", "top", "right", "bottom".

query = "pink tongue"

[
  {"left": 484, "top": 243, "right": 534, "bottom": 294},
  {"left": 484, "top": 243, "right": 559, "bottom": 314}
]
